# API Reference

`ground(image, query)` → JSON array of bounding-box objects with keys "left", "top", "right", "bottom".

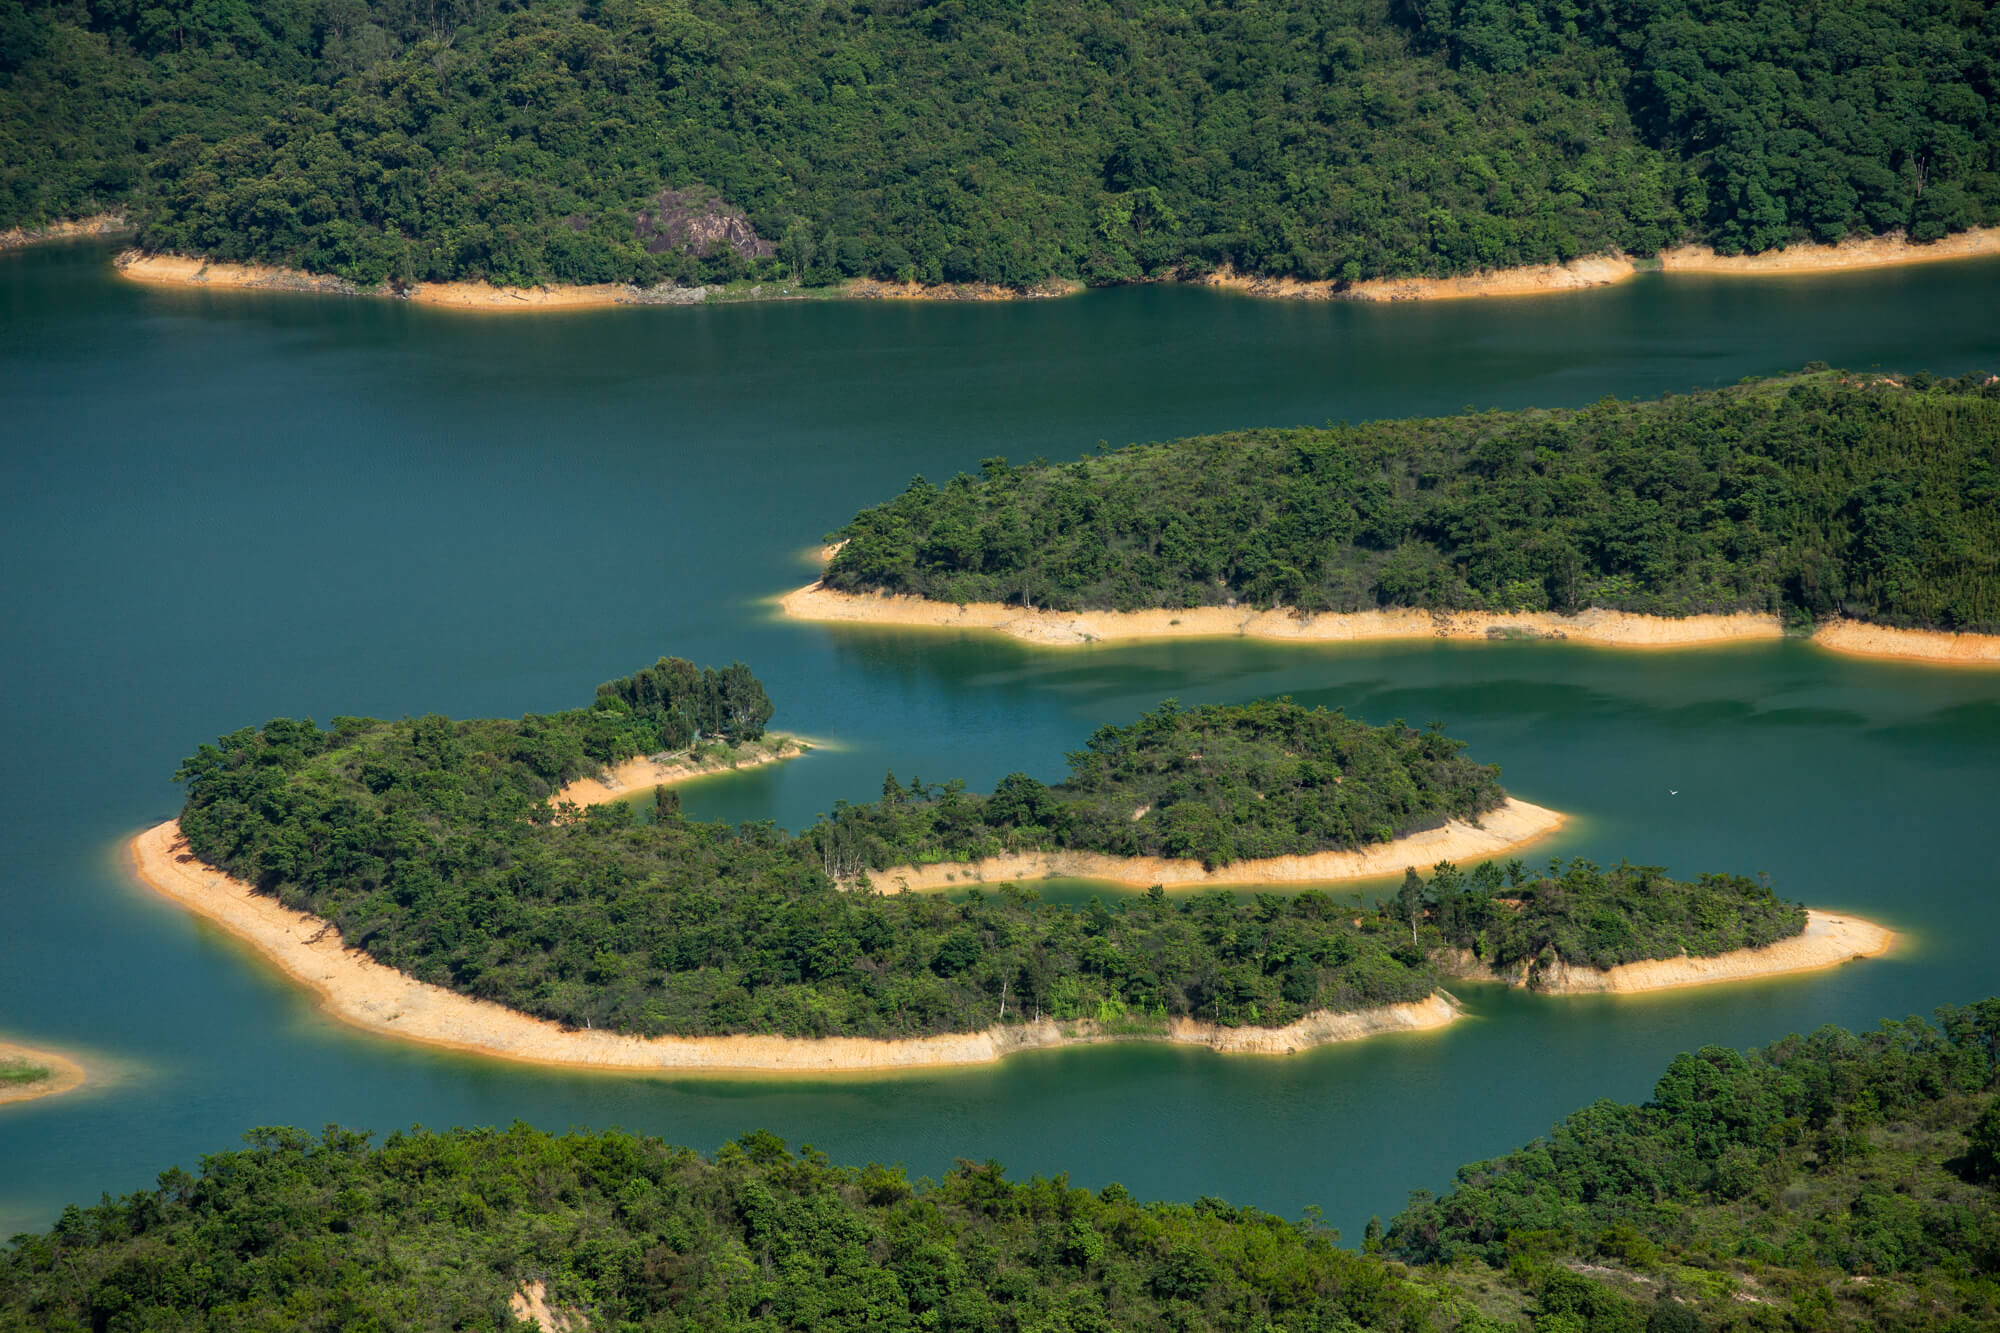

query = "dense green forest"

[
  {"left": 1398, "top": 857, "right": 1805, "bottom": 979},
  {"left": 1390, "top": 1000, "right": 2000, "bottom": 1332},
  {"left": 823, "top": 371, "right": 2000, "bottom": 634},
  {"left": 816, "top": 698, "right": 1506, "bottom": 877},
  {"left": 173, "top": 673, "right": 1795, "bottom": 1037},
  {"left": 3, "top": 0, "right": 1995, "bottom": 287},
  {"left": 8, "top": 1003, "right": 1999, "bottom": 1331}
]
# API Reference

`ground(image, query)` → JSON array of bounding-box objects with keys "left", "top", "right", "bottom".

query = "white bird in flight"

[{"left": 1669, "top": 789, "right": 1679, "bottom": 796}]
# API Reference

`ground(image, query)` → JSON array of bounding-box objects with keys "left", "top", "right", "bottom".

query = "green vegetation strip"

[
  {"left": 3, "top": 0, "right": 1995, "bottom": 289},
  {"left": 7, "top": 1002, "right": 1999, "bottom": 1332},
  {"left": 176, "top": 663, "right": 1797, "bottom": 1039},
  {"left": 826, "top": 372, "right": 2000, "bottom": 635},
  {"left": 0, "top": 1057, "right": 50, "bottom": 1086}
]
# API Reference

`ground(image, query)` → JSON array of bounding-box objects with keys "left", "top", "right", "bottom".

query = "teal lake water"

[{"left": 3, "top": 243, "right": 1998, "bottom": 1240}]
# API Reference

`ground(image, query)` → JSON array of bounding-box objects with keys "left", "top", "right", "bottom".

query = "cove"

[{"left": 0, "top": 243, "right": 1996, "bottom": 1242}]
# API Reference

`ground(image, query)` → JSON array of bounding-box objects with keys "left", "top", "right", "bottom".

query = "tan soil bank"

[
  {"left": 1197, "top": 227, "right": 2000, "bottom": 302},
  {"left": 1445, "top": 910, "right": 1892, "bottom": 995},
  {"left": 856, "top": 797, "right": 1562, "bottom": 892},
  {"left": 114, "top": 251, "right": 1074, "bottom": 311},
  {"left": 0, "top": 1041, "right": 87, "bottom": 1107},
  {"left": 548, "top": 737, "right": 807, "bottom": 807},
  {"left": 781, "top": 582, "right": 1785, "bottom": 650},
  {"left": 110, "top": 225, "right": 2000, "bottom": 311},
  {"left": 1811, "top": 620, "right": 2000, "bottom": 666},
  {"left": 1199, "top": 256, "right": 1638, "bottom": 302},
  {"left": 783, "top": 582, "right": 2000, "bottom": 666},
  {"left": 127, "top": 820, "right": 1459, "bottom": 1071},
  {"left": 0, "top": 213, "right": 130, "bottom": 252},
  {"left": 1657, "top": 228, "right": 2000, "bottom": 275}
]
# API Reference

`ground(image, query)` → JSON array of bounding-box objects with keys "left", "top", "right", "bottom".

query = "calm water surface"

[{"left": 2, "top": 244, "right": 1998, "bottom": 1239}]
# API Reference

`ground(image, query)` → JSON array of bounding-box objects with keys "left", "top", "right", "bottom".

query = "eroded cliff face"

[{"left": 632, "top": 188, "right": 775, "bottom": 259}]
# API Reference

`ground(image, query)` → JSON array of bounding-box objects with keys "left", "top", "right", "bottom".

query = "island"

[
  {"left": 6, "top": 997, "right": 1992, "bottom": 1333},
  {"left": 0, "top": 1040, "right": 86, "bottom": 1108},
  {"left": 130, "top": 666, "right": 1883, "bottom": 1072},
  {"left": 787, "top": 371, "right": 2000, "bottom": 665}
]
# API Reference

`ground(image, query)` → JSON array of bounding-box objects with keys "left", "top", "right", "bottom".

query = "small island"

[
  {"left": 0, "top": 1040, "right": 87, "bottom": 1108},
  {"left": 787, "top": 371, "right": 2000, "bottom": 665},
  {"left": 130, "top": 667, "right": 1879, "bottom": 1070}
]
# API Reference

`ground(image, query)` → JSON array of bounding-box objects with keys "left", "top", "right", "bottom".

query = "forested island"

[
  {"left": 799, "top": 371, "right": 2000, "bottom": 653},
  {"left": 7, "top": 1000, "right": 1996, "bottom": 1331},
  {"left": 4, "top": 0, "right": 1996, "bottom": 292},
  {"left": 132, "top": 663, "right": 1882, "bottom": 1067}
]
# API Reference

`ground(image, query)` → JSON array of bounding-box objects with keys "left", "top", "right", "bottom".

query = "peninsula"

[
  {"left": 133, "top": 674, "right": 1877, "bottom": 1070},
  {"left": 790, "top": 371, "right": 2000, "bottom": 665}
]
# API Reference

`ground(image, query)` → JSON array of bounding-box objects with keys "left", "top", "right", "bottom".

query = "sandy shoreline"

[
  {"left": 855, "top": 797, "right": 1562, "bottom": 892},
  {"left": 0, "top": 1041, "right": 87, "bottom": 1107},
  {"left": 113, "top": 252, "right": 1079, "bottom": 311},
  {"left": 781, "top": 583, "right": 2000, "bottom": 665},
  {"left": 1444, "top": 910, "right": 1892, "bottom": 993},
  {"left": 549, "top": 737, "right": 807, "bottom": 807},
  {"left": 126, "top": 820, "right": 1460, "bottom": 1071},
  {"left": 108, "top": 226, "right": 2000, "bottom": 310},
  {"left": 782, "top": 583, "right": 1786, "bottom": 649},
  {"left": 1809, "top": 619, "right": 2000, "bottom": 665}
]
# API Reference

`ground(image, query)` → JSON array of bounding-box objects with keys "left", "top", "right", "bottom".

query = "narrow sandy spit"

[
  {"left": 126, "top": 821, "right": 1460, "bottom": 1072},
  {"left": 1445, "top": 910, "right": 1893, "bottom": 994},
  {"left": 548, "top": 738, "right": 807, "bottom": 807},
  {"left": 0, "top": 1041, "right": 87, "bottom": 1107},
  {"left": 856, "top": 798, "right": 1563, "bottom": 892}
]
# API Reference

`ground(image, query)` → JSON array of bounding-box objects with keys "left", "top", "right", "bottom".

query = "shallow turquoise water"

[{"left": 1, "top": 243, "right": 1997, "bottom": 1240}]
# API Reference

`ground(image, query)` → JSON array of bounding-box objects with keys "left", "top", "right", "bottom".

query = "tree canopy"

[
  {"left": 824, "top": 371, "right": 2000, "bottom": 633},
  {"left": 3, "top": 0, "right": 1995, "bottom": 287},
  {"left": 172, "top": 670, "right": 1802, "bottom": 1039},
  {"left": 8, "top": 1001, "right": 2000, "bottom": 1331}
]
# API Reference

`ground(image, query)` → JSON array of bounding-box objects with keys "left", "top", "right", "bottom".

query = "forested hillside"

[
  {"left": 7, "top": 1002, "right": 1998, "bottom": 1331},
  {"left": 823, "top": 371, "right": 2000, "bottom": 633},
  {"left": 1389, "top": 1000, "right": 2000, "bottom": 1332},
  {"left": 173, "top": 674, "right": 1798, "bottom": 1038},
  {"left": 3, "top": 0, "right": 1994, "bottom": 288}
]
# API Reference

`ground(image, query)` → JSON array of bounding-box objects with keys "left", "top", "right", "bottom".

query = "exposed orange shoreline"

[
  {"left": 105, "top": 225, "right": 2000, "bottom": 310},
  {"left": 0, "top": 1041, "right": 87, "bottom": 1107},
  {"left": 781, "top": 581, "right": 2000, "bottom": 667},
  {"left": 1444, "top": 910, "right": 1894, "bottom": 994},
  {"left": 125, "top": 820, "right": 1461, "bottom": 1071},
  {"left": 548, "top": 736, "right": 809, "bottom": 806}
]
